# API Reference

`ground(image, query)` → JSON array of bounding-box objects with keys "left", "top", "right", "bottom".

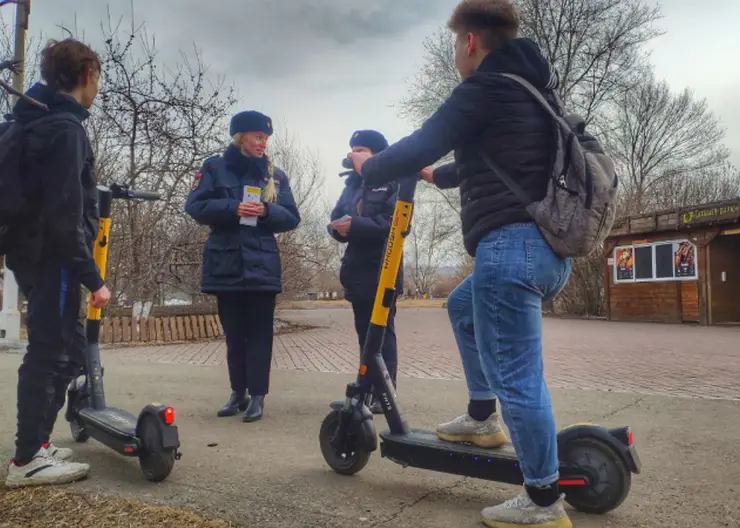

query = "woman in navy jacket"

[
  {"left": 329, "top": 130, "right": 402, "bottom": 414},
  {"left": 185, "top": 111, "right": 300, "bottom": 422}
]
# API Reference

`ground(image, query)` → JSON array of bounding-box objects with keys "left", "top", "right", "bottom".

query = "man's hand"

[
  {"left": 332, "top": 217, "right": 352, "bottom": 236},
  {"left": 238, "top": 201, "right": 266, "bottom": 218},
  {"left": 419, "top": 166, "right": 435, "bottom": 184},
  {"left": 90, "top": 285, "right": 111, "bottom": 309},
  {"left": 347, "top": 151, "right": 372, "bottom": 175}
]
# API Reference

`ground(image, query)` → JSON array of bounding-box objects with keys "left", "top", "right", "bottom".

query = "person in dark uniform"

[
  {"left": 5, "top": 39, "right": 110, "bottom": 488},
  {"left": 185, "top": 111, "right": 300, "bottom": 423},
  {"left": 329, "top": 130, "right": 402, "bottom": 414}
]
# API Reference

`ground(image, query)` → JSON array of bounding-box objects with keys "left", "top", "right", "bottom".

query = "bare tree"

[
  {"left": 268, "top": 128, "right": 336, "bottom": 299},
  {"left": 604, "top": 72, "right": 733, "bottom": 215},
  {"left": 516, "top": 0, "right": 662, "bottom": 124},
  {"left": 87, "top": 16, "right": 237, "bottom": 304},
  {"left": 552, "top": 252, "right": 604, "bottom": 316},
  {"left": 398, "top": 29, "right": 460, "bottom": 128},
  {"left": 404, "top": 186, "right": 460, "bottom": 296},
  {"left": 0, "top": 11, "right": 43, "bottom": 114},
  {"left": 647, "top": 162, "right": 740, "bottom": 213},
  {"left": 399, "top": 0, "right": 663, "bottom": 127}
]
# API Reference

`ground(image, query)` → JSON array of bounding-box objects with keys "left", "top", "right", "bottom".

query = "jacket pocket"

[{"left": 206, "top": 247, "right": 243, "bottom": 277}]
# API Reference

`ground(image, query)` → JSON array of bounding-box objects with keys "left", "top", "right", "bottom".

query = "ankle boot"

[
  {"left": 217, "top": 391, "right": 250, "bottom": 417},
  {"left": 243, "top": 395, "right": 264, "bottom": 422}
]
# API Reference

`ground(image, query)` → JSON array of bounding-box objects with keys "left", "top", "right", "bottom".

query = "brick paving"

[{"left": 111, "top": 307, "right": 740, "bottom": 400}]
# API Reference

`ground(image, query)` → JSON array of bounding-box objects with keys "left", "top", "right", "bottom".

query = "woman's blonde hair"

[{"left": 233, "top": 133, "right": 278, "bottom": 203}]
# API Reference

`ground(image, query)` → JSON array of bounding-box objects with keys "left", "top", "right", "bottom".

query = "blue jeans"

[{"left": 447, "top": 223, "right": 571, "bottom": 487}]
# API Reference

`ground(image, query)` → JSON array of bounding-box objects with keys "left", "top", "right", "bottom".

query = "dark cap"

[{"left": 230, "top": 110, "right": 273, "bottom": 137}]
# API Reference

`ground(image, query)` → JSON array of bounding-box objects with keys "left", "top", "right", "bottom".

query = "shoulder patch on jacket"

[{"left": 191, "top": 171, "right": 202, "bottom": 191}]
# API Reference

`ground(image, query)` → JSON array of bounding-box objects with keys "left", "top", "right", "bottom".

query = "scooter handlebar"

[
  {"left": 109, "top": 183, "right": 161, "bottom": 201},
  {"left": 128, "top": 190, "right": 161, "bottom": 201}
]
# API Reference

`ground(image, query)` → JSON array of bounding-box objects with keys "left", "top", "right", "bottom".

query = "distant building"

[{"left": 604, "top": 199, "right": 740, "bottom": 325}]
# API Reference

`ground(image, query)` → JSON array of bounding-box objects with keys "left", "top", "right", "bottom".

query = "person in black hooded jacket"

[
  {"left": 5, "top": 39, "right": 110, "bottom": 489},
  {"left": 329, "top": 130, "right": 402, "bottom": 414},
  {"left": 347, "top": 2, "right": 574, "bottom": 527}
]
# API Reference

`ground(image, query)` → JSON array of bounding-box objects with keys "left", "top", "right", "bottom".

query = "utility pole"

[{"left": 0, "top": 0, "right": 29, "bottom": 342}]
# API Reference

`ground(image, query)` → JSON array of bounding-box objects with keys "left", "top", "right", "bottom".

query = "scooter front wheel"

[
  {"left": 137, "top": 414, "right": 176, "bottom": 482},
  {"left": 560, "top": 436, "right": 631, "bottom": 514},
  {"left": 69, "top": 418, "right": 90, "bottom": 443},
  {"left": 319, "top": 410, "right": 371, "bottom": 476}
]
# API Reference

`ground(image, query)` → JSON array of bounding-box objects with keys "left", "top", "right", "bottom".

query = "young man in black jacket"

[
  {"left": 5, "top": 39, "right": 111, "bottom": 488},
  {"left": 348, "top": 1, "right": 572, "bottom": 527}
]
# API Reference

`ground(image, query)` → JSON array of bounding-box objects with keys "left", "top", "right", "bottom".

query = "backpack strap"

[
  {"left": 479, "top": 150, "right": 532, "bottom": 208},
  {"left": 496, "top": 73, "right": 562, "bottom": 120},
  {"left": 478, "top": 73, "right": 569, "bottom": 208}
]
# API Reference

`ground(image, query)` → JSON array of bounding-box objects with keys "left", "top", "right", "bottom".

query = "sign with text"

[{"left": 680, "top": 201, "right": 740, "bottom": 226}]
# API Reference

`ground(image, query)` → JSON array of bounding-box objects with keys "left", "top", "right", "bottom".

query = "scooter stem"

[{"left": 85, "top": 186, "right": 113, "bottom": 410}]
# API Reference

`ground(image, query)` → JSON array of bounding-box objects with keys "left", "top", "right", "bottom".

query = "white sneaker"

[
  {"left": 43, "top": 442, "right": 74, "bottom": 461},
  {"left": 481, "top": 488, "right": 573, "bottom": 528},
  {"left": 436, "top": 413, "right": 508, "bottom": 448},
  {"left": 5, "top": 450, "right": 89, "bottom": 488}
]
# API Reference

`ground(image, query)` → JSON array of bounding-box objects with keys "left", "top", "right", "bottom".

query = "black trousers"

[
  {"left": 216, "top": 292, "right": 276, "bottom": 396},
  {"left": 14, "top": 263, "right": 85, "bottom": 464},
  {"left": 351, "top": 300, "right": 398, "bottom": 387}
]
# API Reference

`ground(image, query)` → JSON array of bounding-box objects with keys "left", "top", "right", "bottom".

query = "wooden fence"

[{"left": 100, "top": 314, "right": 223, "bottom": 345}]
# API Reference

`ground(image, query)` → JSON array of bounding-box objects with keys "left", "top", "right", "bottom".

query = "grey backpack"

[{"left": 480, "top": 73, "right": 618, "bottom": 259}]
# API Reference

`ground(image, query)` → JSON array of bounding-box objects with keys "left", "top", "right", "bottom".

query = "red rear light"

[
  {"left": 164, "top": 406, "right": 175, "bottom": 425},
  {"left": 627, "top": 430, "right": 634, "bottom": 445},
  {"left": 559, "top": 479, "right": 587, "bottom": 487}
]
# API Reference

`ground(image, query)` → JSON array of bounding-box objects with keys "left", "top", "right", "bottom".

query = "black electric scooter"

[
  {"left": 319, "top": 173, "right": 642, "bottom": 514},
  {"left": 65, "top": 183, "right": 182, "bottom": 482}
]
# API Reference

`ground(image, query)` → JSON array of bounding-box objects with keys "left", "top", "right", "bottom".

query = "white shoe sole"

[
  {"left": 4, "top": 466, "right": 89, "bottom": 488},
  {"left": 482, "top": 518, "right": 573, "bottom": 528},
  {"left": 437, "top": 430, "right": 509, "bottom": 448}
]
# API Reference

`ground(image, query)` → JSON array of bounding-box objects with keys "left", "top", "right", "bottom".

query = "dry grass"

[
  {"left": 0, "top": 486, "right": 232, "bottom": 528},
  {"left": 281, "top": 298, "right": 446, "bottom": 310},
  {"left": 396, "top": 298, "right": 446, "bottom": 308}
]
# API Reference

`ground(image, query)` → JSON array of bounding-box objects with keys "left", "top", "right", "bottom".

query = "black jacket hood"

[
  {"left": 11, "top": 82, "right": 90, "bottom": 124},
  {"left": 476, "top": 38, "right": 559, "bottom": 91}
]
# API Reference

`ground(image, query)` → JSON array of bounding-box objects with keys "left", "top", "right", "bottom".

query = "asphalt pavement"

[{"left": 1, "top": 350, "right": 738, "bottom": 527}]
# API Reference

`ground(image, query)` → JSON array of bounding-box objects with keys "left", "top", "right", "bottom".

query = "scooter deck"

[
  {"left": 79, "top": 407, "right": 140, "bottom": 454},
  {"left": 379, "top": 429, "right": 524, "bottom": 484}
]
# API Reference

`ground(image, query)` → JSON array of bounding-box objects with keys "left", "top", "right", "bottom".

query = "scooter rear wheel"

[
  {"left": 560, "top": 436, "right": 631, "bottom": 514},
  {"left": 137, "top": 414, "right": 176, "bottom": 482},
  {"left": 319, "top": 410, "right": 371, "bottom": 476}
]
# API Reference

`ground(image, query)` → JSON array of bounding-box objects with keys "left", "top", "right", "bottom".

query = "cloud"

[{"left": 46, "top": 0, "right": 449, "bottom": 78}]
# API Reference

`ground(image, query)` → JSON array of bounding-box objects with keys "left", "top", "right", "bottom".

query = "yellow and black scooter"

[
  {"left": 65, "top": 183, "right": 182, "bottom": 482},
  {"left": 318, "top": 167, "right": 641, "bottom": 515}
]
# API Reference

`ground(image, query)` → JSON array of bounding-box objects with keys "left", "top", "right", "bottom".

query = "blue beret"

[
  {"left": 230, "top": 110, "right": 273, "bottom": 137},
  {"left": 350, "top": 129, "right": 388, "bottom": 154}
]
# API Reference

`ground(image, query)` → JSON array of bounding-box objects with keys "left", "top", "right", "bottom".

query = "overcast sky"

[{"left": 14, "top": 0, "right": 740, "bottom": 202}]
